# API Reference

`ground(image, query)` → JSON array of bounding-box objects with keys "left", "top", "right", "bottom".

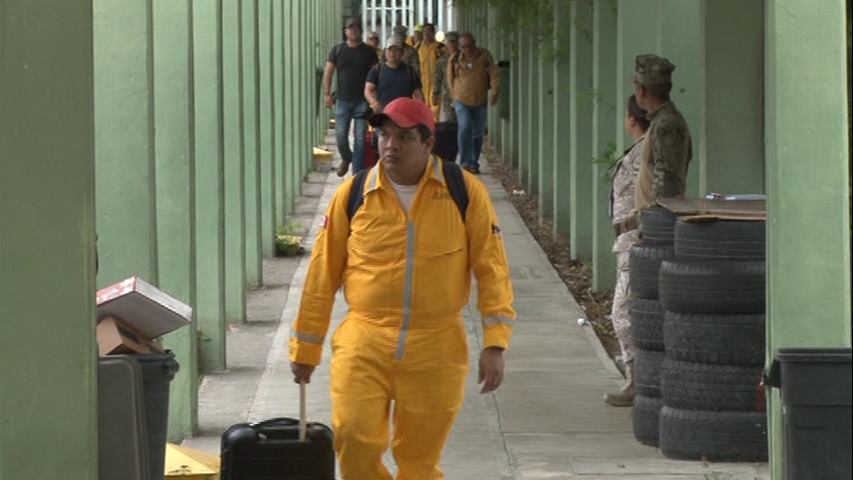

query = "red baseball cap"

[{"left": 368, "top": 97, "right": 435, "bottom": 134}]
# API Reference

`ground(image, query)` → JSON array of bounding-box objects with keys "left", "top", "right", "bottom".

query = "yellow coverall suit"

[
  {"left": 416, "top": 41, "right": 445, "bottom": 115},
  {"left": 290, "top": 157, "right": 515, "bottom": 479}
]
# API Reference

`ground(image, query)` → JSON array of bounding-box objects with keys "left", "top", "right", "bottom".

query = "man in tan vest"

[{"left": 633, "top": 54, "right": 692, "bottom": 211}]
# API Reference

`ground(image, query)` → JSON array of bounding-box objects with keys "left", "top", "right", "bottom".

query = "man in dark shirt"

[
  {"left": 364, "top": 37, "right": 424, "bottom": 113},
  {"left": 323, "top": 17, "right": 377, "bottom": 177}
]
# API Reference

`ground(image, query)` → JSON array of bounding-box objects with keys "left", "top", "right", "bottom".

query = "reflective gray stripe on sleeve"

[
  {"left": 292, "top": 331, "right": 325, "bottom": 344},
  {"left": 368, "top": 165, "right": 379, "bottom": 191},
  {"left": 395, "top": 222, "right": 417, "bottom": 360},
  {"left": 482, "top": 316, "right": 513, "bottom": 327},
  {"left": 432, "top": 156, "right": 444, "bottom": 184}
]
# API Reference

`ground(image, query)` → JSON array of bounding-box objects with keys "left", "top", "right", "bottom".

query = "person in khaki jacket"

[
  {"left": 290, "top": 98, "right": 516, "bottom": 479},
  {"left": 447, "top": 32, "right": 500, "bottom": 174}
]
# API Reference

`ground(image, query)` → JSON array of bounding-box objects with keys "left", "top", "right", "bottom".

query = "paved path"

[{"left": 183, "top": 133, "right": 769, "bottom": 479}]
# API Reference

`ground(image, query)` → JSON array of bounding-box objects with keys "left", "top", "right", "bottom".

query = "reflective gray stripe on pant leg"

[
  {"left": 395, "top": 222, "right": 417, "bottom": 360},
  {"left": 292, "top": 331, "right": 325, "bottom": 344},
  {"left": 482, "top": 316, "right": 513, "bottom": 328}
]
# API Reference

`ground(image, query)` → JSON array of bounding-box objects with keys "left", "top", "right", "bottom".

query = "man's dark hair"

[
  {"left": 424, "top": 23, "right": 436, "bottom": 32},
  {"left": 415, "top": 125, "right": 432, "bottom": 142},
  {"left": 627, "top": 95, "right": 650, "bottom": 131}
]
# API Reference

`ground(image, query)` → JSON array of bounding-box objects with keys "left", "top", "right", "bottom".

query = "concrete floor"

[{"left": 182, "top": 132, "right": 770, "bottom": 479}]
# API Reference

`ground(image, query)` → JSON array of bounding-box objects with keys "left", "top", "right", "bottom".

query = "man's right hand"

[
  {"left": 291, "top": 362, "right": 316, "bottom": 384},
  {"left": 324, "top": 94, "right": 333, "bottom": 109}
]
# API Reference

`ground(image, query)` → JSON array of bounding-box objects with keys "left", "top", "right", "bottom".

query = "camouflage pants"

[
  {"left": 610, "top": 230, "right": 639, "bottom": 363},
  {"left": 438, "top": 94, "right": 457, "bottom": 123}
]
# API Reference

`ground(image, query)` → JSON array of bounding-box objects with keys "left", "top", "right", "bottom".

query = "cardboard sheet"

[{"left": 656, "top": 198, "right": 766, "bottom": 222}]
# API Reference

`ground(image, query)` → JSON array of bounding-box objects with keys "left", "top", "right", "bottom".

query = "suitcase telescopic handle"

[{"left": 299, "top": 381, "right": 307, "bottom": 441}]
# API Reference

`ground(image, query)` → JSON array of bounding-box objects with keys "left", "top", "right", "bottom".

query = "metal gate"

[{"left": 361, "top": 0, "right": 456, "bottom": 44}]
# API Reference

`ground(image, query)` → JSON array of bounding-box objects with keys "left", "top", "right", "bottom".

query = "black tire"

[
  {"left": 629, "top": 245, "right": 675, "bottom": 300},
  {"left": 662, "top": 359, "right": 765, "bottom": 412},
  {"left": 664, "top": 311, "right": 765, "bottom": 365},
  {"left": 659, "top": 261, "right": 765, "bottom": 314},
  {"left": 675, "top": 220, "right": 766, "bottom": 262},
  {"left": 630, "top": 299, "right": 665, "bottom": 351},
  {"left": 633, "top": 394, "right": 663, "bottom": 446},
  {"left": 659, "top": 407, "right": 768, "bottom": 462},
  {"left": 635, "top": 349, "right": 665, "bottom": 398},
  {"left": 640, "top": 206, "right": 677, "bottom": 246}
]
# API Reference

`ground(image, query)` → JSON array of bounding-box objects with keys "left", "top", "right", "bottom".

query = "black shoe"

[
  {"left": 336, "top": 160, "right": 350, "bottom": 177},
  {"left": 462, "top": 164, "right": 480, "bottom": 175}
]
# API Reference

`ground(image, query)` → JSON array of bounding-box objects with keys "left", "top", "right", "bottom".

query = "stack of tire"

[
  {"left": 658, "top": 218, "right": 768, "bottom": 461},
  {"left": 629, "top": 206, "right": 677, "bottom": 447}
]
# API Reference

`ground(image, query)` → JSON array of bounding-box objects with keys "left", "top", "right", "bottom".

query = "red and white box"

[{"left": 96, "top": 276, "right": 192, "bottom": 341}]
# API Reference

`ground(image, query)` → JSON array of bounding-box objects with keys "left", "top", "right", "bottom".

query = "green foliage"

[
  {"left": 276, "top": 219, "right": 304, "bottom": 236},
  {"left": 592, "top": 141, "right": 619, "bottom": 184}
]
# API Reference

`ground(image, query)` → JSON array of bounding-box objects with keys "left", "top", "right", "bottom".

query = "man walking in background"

[
  {"left": 415, "top": 23, "right": 445, "bottom": 117},
  {"left": 433, "top": 31, "right": 460, "bottom": 123},
  {"left": 364, "top": 37, "right": 424, "bottom": 113},
  {"left": 393, "top": 25, "right": 421, "bottom": 78},
  {"left": 447, "top": 32, "right": 499, "bottom": 174},
  {"left": 366, "top": 31, "right": 382, "bottom": 60},
  {"left": 323, "top": 17, "right": 377, "bottom": 177}
]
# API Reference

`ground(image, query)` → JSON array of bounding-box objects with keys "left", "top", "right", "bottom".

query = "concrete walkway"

[{"left": 183, "top": 133, "right": 769, "bottom": 479}]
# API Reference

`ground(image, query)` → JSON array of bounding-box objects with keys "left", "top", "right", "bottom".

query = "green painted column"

[
  {"left": 526, "top": 25, "right": 540, "bottom": 197},
  {"left": 699, "top": 0, "right": 764, "bottom": 196},
  {"left": 295, "top": 0, "right": 306, "bottom": 202},
  {"left": 224, "top": 0, "right": 248, "bottom": 324},
  {"left": 591, "top": 0, "right": 619, "bottom": 291},
  {"left": 0, "top": 1, "right": 97, "bottom": 477},
  {"left": 508, "top": 26, "right": 521, "bottom": 170},
  {"left": 93, "top": 0, "right": 158, "bottom": 287},
  {"left": 765, "top": 0, "right": 852, "bottom": 477},
  {"left": 283, "top": 0, "right": 297, "bottom": 219},
  {"left": 658, "top": 0, "right": 701, "bottom": 197},
  {"left": 272, "top": 0, "right": 285, "bottom": 224},
  {"left": 517, "top": 26, "right": 529, "bottom": 186},
  {"left": 153, "top": 0, "right": 198, "bottom": 440},
  {"left": 616, "top": 0, "right": 658, "bottom": 152},
  {"left": 243, "top": 0, "right": 263, "bottom": 287},
  {"left": 552, "top": 0, "right": 572, "bottom": 240},
  {"left": 569, "top": 0, "right": 594, "bottom": 261},
  {"left": 537, "top": 11, "right": 555, "bottom": 219},
  {"left": 258, "top": 0, "right": 276, "bottom": 257},
  {"left": 193, "top": 0, "right": 227, "bottom": 371}
]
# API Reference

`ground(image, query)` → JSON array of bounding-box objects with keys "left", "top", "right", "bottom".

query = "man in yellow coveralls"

[
  {"left": 416, "top": 23, "right": 446, "bottom": 116},
  {"left": 290, "top": 97, "right": 516, "bottom": 480}
]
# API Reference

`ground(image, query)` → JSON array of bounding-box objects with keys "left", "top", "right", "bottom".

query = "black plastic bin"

[
  {"left": 129, "top": 351, "right": 180, "bottom": 480},
  {"left": 766, "top": 347, "right": 852, "bottom": 480}
]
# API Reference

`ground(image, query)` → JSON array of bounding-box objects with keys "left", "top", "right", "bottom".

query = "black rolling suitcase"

[
  {"left": 433, "top": 121, "right": 458, "bottom": 163},
  {"left": 220, "top": 384, "right": 335, "bottom": 479}
]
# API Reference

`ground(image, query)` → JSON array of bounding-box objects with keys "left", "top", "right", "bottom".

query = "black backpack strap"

[
  {"left": 442, "top": 161, "right": 469, "bottom": 223},
  {"left": 347, "top": 168, "right": 371, "bottom": 221}
]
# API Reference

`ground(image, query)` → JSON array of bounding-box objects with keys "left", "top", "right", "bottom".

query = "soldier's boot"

[
  {"left": 336, "top": 159, "right": 351, "bottom": 177},
  {"left": 604, "top": 360, "right": 635, "bottom": 407}
]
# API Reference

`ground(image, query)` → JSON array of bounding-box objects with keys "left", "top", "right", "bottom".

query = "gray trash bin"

[
  {"left": 129, "top": 351, "right": 180, "bottom": 480},
  {"left": 766, "top": 347, "right": 852, "bottom": 480}
]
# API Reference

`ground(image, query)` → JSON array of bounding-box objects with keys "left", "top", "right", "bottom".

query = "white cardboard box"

[{"left": 96, "top": 276, "right": 192, "bottom": 339}]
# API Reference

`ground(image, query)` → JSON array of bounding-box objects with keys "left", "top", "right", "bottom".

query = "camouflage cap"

[
  {"left": 393, "top": 25, "right": 408, "bottom": 38},
  {"left": 633, "top": 54, "right": 675, "bottom": 85}
]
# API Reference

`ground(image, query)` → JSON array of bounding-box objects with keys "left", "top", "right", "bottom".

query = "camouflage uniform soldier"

[
  {"left": 433, "top": 31, "right": 459, "bottom": 123},
  {"left": 604, "top": 95, "right": 649, "bottom": 407},
  {"left": 633, "top": 54, "right": 692, "bottom": 210},
  {"left": 393, "top": 25, "right": 421, "bottom": 78}
]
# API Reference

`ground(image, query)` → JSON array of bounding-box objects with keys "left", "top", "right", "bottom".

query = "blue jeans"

[
  {"left": 454, "top": 101, "right": 488, "bottom": 168},
  {"left": 335, "top": 99, "right": 368, "bottom": 173}
]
